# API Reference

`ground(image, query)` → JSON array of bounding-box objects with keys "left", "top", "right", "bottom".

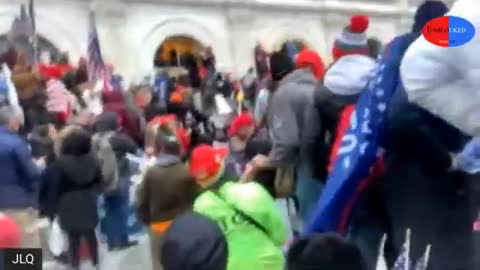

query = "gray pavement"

[{"left": 42, "top": 235, "right": 152, "bottom": 270}]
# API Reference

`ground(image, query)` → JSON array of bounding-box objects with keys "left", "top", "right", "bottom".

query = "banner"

[{"left": 306, "top": 33, "right": 418, "bottom": 234}]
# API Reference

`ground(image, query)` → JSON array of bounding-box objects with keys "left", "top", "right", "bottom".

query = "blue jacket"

[{"left": 0, "top": 127, "right": 41, "bottom": 209}]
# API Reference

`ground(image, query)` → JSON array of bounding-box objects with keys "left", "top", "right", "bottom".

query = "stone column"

[{"left": 225, "top": 5, "right": 256, "bottom": 76}]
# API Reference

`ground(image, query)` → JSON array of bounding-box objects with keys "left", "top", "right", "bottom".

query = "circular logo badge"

[{"left": 422, "top": 16, "right": 475, "bottom": 47}]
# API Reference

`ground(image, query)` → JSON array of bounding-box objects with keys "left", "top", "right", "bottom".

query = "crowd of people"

[{"left": 0, "top": 0, "right": 479, "bottom": 269}]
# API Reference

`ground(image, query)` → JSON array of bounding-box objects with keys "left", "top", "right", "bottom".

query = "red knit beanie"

[
  {"left": 228, "top": 113, "right": 255, "bottom": 137},
  {"left": 295, "top": 49, "right": 326, "bottom": 80},
  {"left": 332, "top": 15, "right": 370, "bottom": 61}
]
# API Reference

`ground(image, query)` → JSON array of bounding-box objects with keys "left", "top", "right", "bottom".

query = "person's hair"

[
  {"left": 0, "top": 106, "right": 22, "bottom": 127},
  {"left": 367, "top": 38, "right": 383, "bottom": 59},
  {"left": 31, "top": 124, "right": 51, "bottom": 138},
  {"left": 60, "top": 127, "right": 92, "bottom": 156},
  {"left": 287, "top": 233, "right": 367, "bottom": 270},
  {"left": 155, "top": 125, "right": 181, "bottom": 156},
  {"left": 75, "top": 63, "right": 89, "bottom": 85},
  {"left": 269, "top": 51, "right": 295, "bottom": 82},
  {"left": 177, "top": 74, "right": 191, "bottom": 87}
]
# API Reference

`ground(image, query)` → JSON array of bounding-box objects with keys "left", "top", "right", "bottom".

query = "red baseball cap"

[
  {"left": 228, "top": 113, "right": 255, "bottom": 137},
  {"left": 189, "top": 144, "right": 228, "bottom": 182}
]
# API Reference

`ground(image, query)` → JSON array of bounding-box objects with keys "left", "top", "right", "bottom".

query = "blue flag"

[{"left": 305, "top": 34, "right": 417, "bottom": 234}]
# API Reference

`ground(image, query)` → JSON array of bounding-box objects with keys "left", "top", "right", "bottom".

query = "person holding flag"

[
  {"left": 306, "top": 1, "right": 467, "bottom": 269},
  {"left": 390, "top": 0, "right": 477, "bottom": 268},
  {"left": 87, "top": 11, "right": 112, "bottom": 93}
]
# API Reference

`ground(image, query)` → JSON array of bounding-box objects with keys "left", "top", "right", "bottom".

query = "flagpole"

[
  {"left": 423, "top": 245, "right": 432, "bottom": 269},
  {"left": 29, "top": 0, "right": 37, "bottom": 66},
  {"left": 405, "top": 228, "right": 411, "bottom": 270}
]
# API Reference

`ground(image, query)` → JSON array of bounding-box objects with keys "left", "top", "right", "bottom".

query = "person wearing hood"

[
  {"left": 313, "top": 15, "right": 391, "bottom": 269},
  {"left": 382, "top": 1, "right": 474, "bottom": 269},
  {"left": 189, "top": 144, "right": 287, "bottom": 270},
  {"left": 400, "top": 0, "right": 480, "bottom": 137},
  {"left": 251, "top": 48, "right": 325, "bottom": 225},
  {"left": 44, "top": 127, "right": 102, "bottom": 269},
  {"left": 136, "top": 123, "right": 198, "bottom": 270},
  {"left": 94, "top": 112, "right": 138, "bottom": 250},
  {"left": 314, "top": 15, "right": 376, "bottom": 181},
  {"left": 161, "top": 212, "right": 228, "bottom": 270},
  {"left": 287, "top": 233, "right": 367, "bottom": 270}
]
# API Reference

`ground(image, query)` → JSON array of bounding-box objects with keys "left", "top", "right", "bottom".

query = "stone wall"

[{"left": 0, "top": 0, "right": 428, "bottom": 82}]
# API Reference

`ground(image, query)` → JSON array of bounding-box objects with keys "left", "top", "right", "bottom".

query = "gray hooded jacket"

[{"left": 267, "top": 68, "right": 320, "bottom": 166}]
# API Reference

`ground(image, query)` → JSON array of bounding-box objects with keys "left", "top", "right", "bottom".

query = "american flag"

[
  {"left": 87, "top": 11, "right": 112, "bottom": 92},
  {"left": 393, "top": 229, "right": 411, "bottom": 270}
]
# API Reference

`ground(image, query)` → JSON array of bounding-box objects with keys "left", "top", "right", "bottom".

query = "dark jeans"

[
  {"left": 103, "top": 199, "right": 130, "bottom": 248},
  {"left": 67, "top": 230, "right": 98, "bottom": 269},
  {"left": 102, "top": 182, "right": 130, "bottom": 248}
]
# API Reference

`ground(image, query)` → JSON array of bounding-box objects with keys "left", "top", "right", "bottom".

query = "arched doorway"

[{"left": 153, "top": 35, "right": 205, "bottom": 68}]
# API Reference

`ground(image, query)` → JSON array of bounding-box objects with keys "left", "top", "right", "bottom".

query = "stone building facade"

[{"left": 0, "top": 0, "right": 454, "bottom": 81}]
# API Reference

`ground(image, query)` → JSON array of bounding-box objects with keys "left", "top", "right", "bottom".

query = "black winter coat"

[
  {"left": 384, "top": 96, "right": 471, "bottom": 270},
  {"left": 45, "top": 154, "right": 102, "bottom": 233},
  {"left": 43, "top": 130, "right": 102, "bottom": 233},
  {"left": 313, "top": 84, "right": 359, "bottom": 181}
]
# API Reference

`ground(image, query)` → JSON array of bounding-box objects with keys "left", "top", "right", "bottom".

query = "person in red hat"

[
  {"left": 251, "top": 47, "right": 324, "bottom": 226},
  {"left": 188, "top": 144, "right": 287, "bottom": 270},
  {"left": 295, "top": 49, "right": 326, "bottom": 81},
  {"left": 136, "top": 123, "right": 197, "bottom": 270},
  {"left": 312, "top": 14, "right": 377, "bottom": 193},
  {"left": 225, "top": 113, "right": 255, "bottom": 178},
  {"left": 331, "top": 15, "right": 370, "bottom": 62},
  {"left": 146, "top": 114, "right": 190, "bottom": 158}
]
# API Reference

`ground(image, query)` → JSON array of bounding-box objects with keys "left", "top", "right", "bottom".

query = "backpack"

[{"left": 92, "top": 132, "right": 119, "bottom": 193}]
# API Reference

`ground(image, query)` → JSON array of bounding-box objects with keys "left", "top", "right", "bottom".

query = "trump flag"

[{"left": 305, "top": 33, "right": 418, "bottom": 234}]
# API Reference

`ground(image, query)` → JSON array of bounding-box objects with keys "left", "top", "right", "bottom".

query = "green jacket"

[{"left": 194, "top": 181, "right": 287, "bottom": 270}]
